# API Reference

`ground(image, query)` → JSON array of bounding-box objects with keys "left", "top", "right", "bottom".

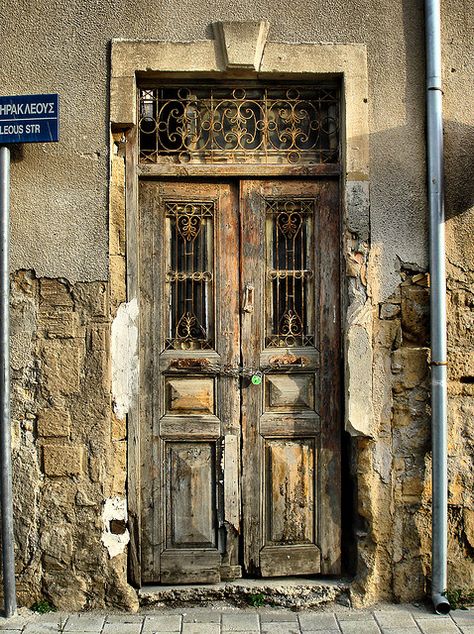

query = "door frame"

[{"left": 109, "top": 35, "right": 371, "bottom": 587}]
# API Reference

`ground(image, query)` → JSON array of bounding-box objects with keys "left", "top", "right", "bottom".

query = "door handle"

[{"left": 242, "top": 283, "right": 254, "bottom": 313}]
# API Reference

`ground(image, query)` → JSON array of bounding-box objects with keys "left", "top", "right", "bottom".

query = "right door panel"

[{"left": 240, "top": 180, "right": 341, "bottom": 577}]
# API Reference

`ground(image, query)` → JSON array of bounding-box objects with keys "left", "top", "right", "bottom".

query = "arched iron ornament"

[
  {"left": 165, "top": 201, "right": 214, "bottom": 351},
  {"left": 265, "top": 197, "right": 316, "bottom": 348}
]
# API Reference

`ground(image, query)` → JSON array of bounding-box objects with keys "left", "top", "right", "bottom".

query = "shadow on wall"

[{"left": 444, "top": 119, "right": 474, "bottom": 220}]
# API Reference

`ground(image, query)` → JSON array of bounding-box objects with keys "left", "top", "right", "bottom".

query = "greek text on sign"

[{"left": 0, "top": 94, "right": 59, "bottom": 144}]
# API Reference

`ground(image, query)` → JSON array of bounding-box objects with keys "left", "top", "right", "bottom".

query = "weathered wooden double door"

[{"left": 139, "top": 178, "right": 340, "bottom": 584}]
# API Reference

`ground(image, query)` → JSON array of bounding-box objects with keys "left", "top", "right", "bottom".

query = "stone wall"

[{"left": 11, "top": 271, "right": 137, "bottom": 611}]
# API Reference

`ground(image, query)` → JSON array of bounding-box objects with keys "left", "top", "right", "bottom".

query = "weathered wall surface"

[
  {"left": 11, "top": 271, "right": 137, "bottom": 610},
  {"left": 441, "top": 0, "right": 474, "bottom": 596},
  {"left": 0, "top": 0, "right": 473, "bottom": 611},
  {"left": 0, "top": 0, "right": 429, "bottom": 291}
]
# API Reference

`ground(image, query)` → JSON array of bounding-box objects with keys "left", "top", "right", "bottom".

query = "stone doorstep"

[{"left": 138, "top": 578, "right": 351, "bottom": 609}]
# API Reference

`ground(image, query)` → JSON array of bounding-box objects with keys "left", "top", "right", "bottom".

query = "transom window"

[{"left": 138, "top": 83, "right": 340, "bottom": 165}]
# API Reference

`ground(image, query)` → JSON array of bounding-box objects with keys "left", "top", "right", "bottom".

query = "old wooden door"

[
  {"left": 139, "top": 178, "right": 340, "bottom": 584},
  {"left": 240, "top": 180, "right": 341, "bottom": 577}
]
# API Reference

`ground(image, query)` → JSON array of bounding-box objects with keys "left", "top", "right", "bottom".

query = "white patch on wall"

[
  {"left": 101, "top": 496, "right": 130, "bottom": 558},
  {"left": 345, "top": 299, "right": 374, "bottom": 437},
  {"left": 111, "top": 298, "right": 139, "bottom": 419}
]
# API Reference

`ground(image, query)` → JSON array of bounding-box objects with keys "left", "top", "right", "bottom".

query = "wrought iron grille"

[
  {"left": 139, "top": 84, "right": 339, "bottom": 165},
  {"left": 265, "top": 198, "right": 315, "bottom": 348},
  {"left": 165, "top": 201, "right": 214, "bottom": 350}
]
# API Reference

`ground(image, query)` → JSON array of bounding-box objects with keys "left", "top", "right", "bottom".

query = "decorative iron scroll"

[
  {"left": 165, "top": 201, "right": 214, "bottom": 350},
  {"left": 265, "top": 198, "right": 315, "bottom": 348},
  {"left": 139, "top": 85, "right": 339, "bottom": 165}
]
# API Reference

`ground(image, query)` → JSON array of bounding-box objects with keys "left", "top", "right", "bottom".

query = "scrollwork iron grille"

[
  {"left": 165, "top": 201, "right": 214, "bottom": 351},
  {"left": 265, "top": 198, "right": 316, "bottom": 348},
  {"left": 139, "top": 85, "right": 339, "bottom": 165}
]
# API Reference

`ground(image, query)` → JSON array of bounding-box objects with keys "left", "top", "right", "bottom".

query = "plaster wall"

[{"left": 0, "top": 0, "right": 430, "bottom": 293}]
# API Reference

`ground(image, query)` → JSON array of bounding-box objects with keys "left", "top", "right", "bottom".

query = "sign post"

[
  {"left": 0, "top": 145, "right": 15, "bottom": 619},
  {"left": 0, "top": 94, "right": 59, "bottom": 618}
]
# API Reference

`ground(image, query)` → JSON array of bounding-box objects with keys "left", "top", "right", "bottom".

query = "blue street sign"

[{"left": 0, "top": 94, "right": 59, "bottom": 144}]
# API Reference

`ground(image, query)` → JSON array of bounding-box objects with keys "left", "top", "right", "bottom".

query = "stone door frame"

[{"left": 108, "top": 24, "right": 371, "bottom": 586}]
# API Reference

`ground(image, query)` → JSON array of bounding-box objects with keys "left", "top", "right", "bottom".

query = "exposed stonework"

[
  {"left": 351, "top": 271, "right": 430, "bottom": 605},
  {"left": 351, "top": 265, "right": 474, "bottom": 606},
  {"left": 11, "top": 271, "right": 139, "bottom": 612}
]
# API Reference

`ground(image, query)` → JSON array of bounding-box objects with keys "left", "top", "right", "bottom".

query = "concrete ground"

[{"left": 0, "top": 604, "right": 473, "bottom": 634}]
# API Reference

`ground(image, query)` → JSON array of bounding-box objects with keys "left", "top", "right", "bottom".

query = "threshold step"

[{"left": 139, "top": 577, "right": 351, "bottom": 609}]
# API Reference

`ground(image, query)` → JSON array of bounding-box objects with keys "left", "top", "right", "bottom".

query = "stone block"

[
  {"left": 103, "top": 624, "right": 143, "bottom": 634},
  {"left": 402, "top": 476, "right": 423, "bottom": 502},
  {"left": 142, "top": 615, "right": 182, "bottom": 633},
  {"left": 110, "top": 254, "right": 126, "bottom": 308},
  {"left": 42, "top": 571, "right": 88, "bottom": 611},
  {"left": 380, "top": 303, "right": 401, "bottom": 320},
  {"left": 212, "top": 21, "right": 269, "bottom": 70},
  {"left": 391, "top": 348, "right": 429, "bottom": 393},
  {"left": 37, "top": 407, "right": 71, "bottom": 438},
  {"left": 112, "top": 413, "right": 126, "bottom": 441},
  {"left": 392, "top": 403, "right": 411, "bottom": 428},
  {"left": 448, "top": 345, "right": 474, "bottom": 381},
  {"left": 298, "top": 613, "right": 338, "bottom": 630},
  {"left": 73, "top": 281, "right": 109, "bottom": 320},
  {"left": 181, "top": 625, "right": 220, "bottom": 634},
  {"left": 375, "top": 318, "right": 401, "bottom": 349},
  {"left": 39, "top": 310, "right": 79, "bottom": 338},
  {"left": 110, "top": 153, "right": 126, "bottom": 257},
  {"left": 112, "top": 440, "right": 127, "bottom": 494},
  {"left": 464, "top": 508, "right": 474, "bottom": 549},
  {"left": 373, "top": 610, "right": 416, "bottom": 628},
  {"left": 40, "top": 278, "right": 74, "bottom": 309},
  {"left": 335, "top": 621, "right": 380, "bottom": 634},
  {"left": 40, "top": 525, "right": 73, "bottom": 566},
  {"left": 110, "top": 75, "right": 136, "bottom": 127},
  {"left": 40, "top": 339, "right": 82, "bottom": 395},
  {"left": 63, "top": 614, "right": 105, "bottom": 632},
  {"left": 43, "top": 444, "right": 84, "bottom": 477},
  {"left": 89, "top": 456, "right": 101, "bottom": 482},
  {"left": 401, "top": 285, "right": 429, "bottom": 344}
]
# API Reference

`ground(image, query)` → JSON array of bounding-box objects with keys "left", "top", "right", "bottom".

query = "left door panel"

[{"left": 139, "top": 182, "right": 241, "bottom": 583}]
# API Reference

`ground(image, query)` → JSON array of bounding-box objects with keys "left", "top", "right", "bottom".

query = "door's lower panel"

[
  {"left": 167, "top": 442, "right": 217, "bottom": 549},
  {"left": 161, "top": 549, "right": 221, "bottom": 584},
  {"left": 260, "top": 545, "right": 321, "bottom": 577}
]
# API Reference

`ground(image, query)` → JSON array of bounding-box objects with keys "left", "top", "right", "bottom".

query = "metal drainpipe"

[{"left": 425, "top": 0, "right": 450, "bottom": 616}]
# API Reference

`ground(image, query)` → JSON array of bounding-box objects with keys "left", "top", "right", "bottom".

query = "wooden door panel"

[
  {"left": 160, "top": 550, "right": 221, "bottom": 584},
  {"left": 260, "top": 545, "right": 321, "bottom": 577},
  {"left": 265, "top": 439, "right": 315, "bottom": 544},
  {"left": 265, "top": 373, "right": 315, "bottom": 412},
  {"left": 139, "top": 181, "right": 241, "bottom": 584},
  {"left": 167, "top": 442, "right": 216, "bottom": 548},
  {"left": 166, "top": 377, "right": 215, "bottom": 414},
  {"left": 241, "top": 179, "right": 341, "bottom": 577}
]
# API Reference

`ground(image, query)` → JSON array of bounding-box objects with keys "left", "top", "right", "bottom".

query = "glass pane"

[
  {"left": 165, "top": 201, "right": 214, "bottom": 350},
  {"left": 265, "top": 198, "right": 315, "bottom": 348}
]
